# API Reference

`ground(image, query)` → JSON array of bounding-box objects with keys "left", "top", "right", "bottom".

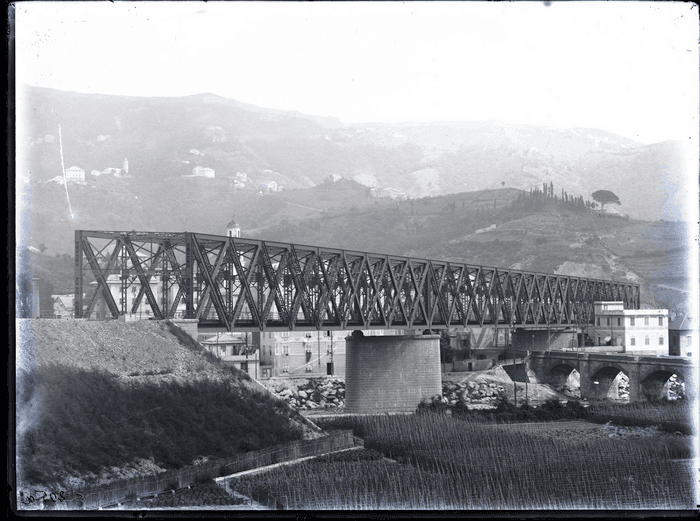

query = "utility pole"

[
  {"left": 528, "top": 334, "right": 534, "bottom": 405},
  {"left": 512, "top": 341, "right": 517, "bottom": 405}
]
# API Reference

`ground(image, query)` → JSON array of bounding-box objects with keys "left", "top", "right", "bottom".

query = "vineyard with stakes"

[{"left": 230, "top": 411, "right": 695, "bottom": 510}]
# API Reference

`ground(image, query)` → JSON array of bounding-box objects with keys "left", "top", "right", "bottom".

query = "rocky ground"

[
  {"left": 441, "top": 365, "right": 569, "bottom": 406},
  {"left": 258, "top": 376, "right": 345, "bottom": 410},
  {"left": 480, "top": 419, "right": 690, "bottom": 442},
  {"left": 262, "top": 365, "right": 580, "bottom": 417}
]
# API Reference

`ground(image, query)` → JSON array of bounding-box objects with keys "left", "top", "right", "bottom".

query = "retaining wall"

[{"left": 29, "top": 431, "right": 356, "bottom": 511}]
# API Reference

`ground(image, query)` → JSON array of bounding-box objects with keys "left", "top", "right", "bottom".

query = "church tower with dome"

[{"left": 226, "top": 215, "right": 241, "bottom": 238}]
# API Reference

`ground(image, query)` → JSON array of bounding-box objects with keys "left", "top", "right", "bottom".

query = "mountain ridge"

[{"left": 19, "top": 85, "right": 689, "bottom": 224}]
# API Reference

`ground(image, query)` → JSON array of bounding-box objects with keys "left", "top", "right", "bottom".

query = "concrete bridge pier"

[{"left": 344, "top": 331, "right": 441, "bottom": 414}]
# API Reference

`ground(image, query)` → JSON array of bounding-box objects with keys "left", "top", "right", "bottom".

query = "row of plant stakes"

[
  {"left": 233, "top": 399, "right": 695, "bottom": 510},
  {"left": 26, "top": 397, "right": 693, "bottom": 511}
]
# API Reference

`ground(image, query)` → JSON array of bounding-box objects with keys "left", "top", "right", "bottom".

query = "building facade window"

[
  {"left": 596, "top": 317, "right": 600, "bottom": 326},
  {"left": 606, "top": 317, "right": 611, "bottom": 326},
  {"left": 687, "top": 336, "right": 692, "bottom": 347},
  {"left": 645, "top": 336, "right": 650, "bottom": 345},
  {"left": 630, "top": 336, "right": 635, "bottom": 346},
  {"left": 283, "top": 345, "right": 289, "bottom": 356},
  {"left": 630, "top": 317, "right": 635, "bottom": 326},
  {"left": 617, "top": 317, "right": 621, "bottom": 326},
  {"left": 659, "top": 336, "right": 664, "bottom": 345},
  {"left": 658, "top": 317, "right": 664, "bottom": 326},
  {"left": 644, "top": 317, "right": 649, "bottom": 326}
]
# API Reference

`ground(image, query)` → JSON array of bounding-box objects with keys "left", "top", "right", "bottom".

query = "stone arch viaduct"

[{"left": 528, "top": 351, "right": 696, "bottom": 402}]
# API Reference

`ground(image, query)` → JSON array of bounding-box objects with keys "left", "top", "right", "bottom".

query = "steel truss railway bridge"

[{"left": 74, "top": 230, "right": 640, "bottom": 333}]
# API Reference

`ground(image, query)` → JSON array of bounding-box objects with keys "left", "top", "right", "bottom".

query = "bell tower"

[{"left": 226, "top": 215, "right": 241, "bottom": 238}]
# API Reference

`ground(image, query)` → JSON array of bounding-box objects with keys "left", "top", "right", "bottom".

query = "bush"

[
  {"left": 416, "top": 395, "right": 449, "bottom": 414},
  {"left": 564, "top": 400, "right": 586, "bottom": 418}
]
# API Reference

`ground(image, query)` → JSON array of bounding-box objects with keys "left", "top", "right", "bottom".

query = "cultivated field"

[{"left": 230, "top": 413, "right": 695, "bottom": 510}]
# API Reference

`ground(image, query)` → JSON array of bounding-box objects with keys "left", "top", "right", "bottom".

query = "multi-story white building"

[
  {"left": 65, "top": 166, "right": 85, "bottom": 183},
  {"left": 591, "top": 301, "right": 669, "bottom": 355}
]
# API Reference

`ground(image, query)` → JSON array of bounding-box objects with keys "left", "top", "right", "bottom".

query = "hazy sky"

[{"left": 14, "top": 1, "right": 699, "bottom": 144}]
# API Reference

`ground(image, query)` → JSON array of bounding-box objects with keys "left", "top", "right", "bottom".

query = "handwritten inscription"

[{"left": 19, "top": 489, "right": 67, "bottom": 505}]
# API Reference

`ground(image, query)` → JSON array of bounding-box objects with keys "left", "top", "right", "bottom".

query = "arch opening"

[
  {"left": 641, "top": 371, "right": 685, "bottom": 402},
  {"left": 589, "top": 366, "right": 629, "bottom": 402},
  {"left": 546, "top": 364, "right": 580, "bottom": 398}
]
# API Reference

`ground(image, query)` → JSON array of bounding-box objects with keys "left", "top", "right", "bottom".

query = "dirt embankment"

[
  {"left": 15, "top": 318, "right": 322, "bottom": 491},
  {"left": 18, "top": 318, "right": 236, "bottom": 382}
]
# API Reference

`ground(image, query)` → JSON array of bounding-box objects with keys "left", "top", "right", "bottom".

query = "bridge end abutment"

[
  {"left": 344, "top": 332, "right": 441, "bottom": 414},
  {"left": 166, "top": 318, "right": 200, "bottom": 342}
]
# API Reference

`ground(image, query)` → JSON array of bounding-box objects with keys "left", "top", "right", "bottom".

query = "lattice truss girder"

[{"left": 74, "top": 231, "right": 641, "bottom": 331}]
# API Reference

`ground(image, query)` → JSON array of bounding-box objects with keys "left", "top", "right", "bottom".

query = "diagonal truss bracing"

[{"left": 74, "top": 230, "right": 641, "bottom": 331}]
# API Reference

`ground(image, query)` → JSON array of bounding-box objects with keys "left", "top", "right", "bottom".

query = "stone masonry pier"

[{"left": 344, "top": 332, "right": 441, "bottom": 414}]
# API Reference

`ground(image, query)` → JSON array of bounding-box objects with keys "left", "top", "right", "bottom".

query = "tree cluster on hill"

[
  {"left": 591, "top": 189, "right": 622, "bottom": 210},
  {"left": 510, "top": 181, "right": 594, "bottom": 212}
]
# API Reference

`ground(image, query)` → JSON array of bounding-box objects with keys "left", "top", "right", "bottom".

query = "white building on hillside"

[
  {"left": 191, "top": 166, "right": 215, "bottom": 178},
  {"left": 65, "top": 166, "right": 85, "bottom": 183}
]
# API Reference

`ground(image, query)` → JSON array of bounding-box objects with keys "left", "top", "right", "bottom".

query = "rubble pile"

[
  {"left": 259, "top": 377, "right": 345, "bottom": 410},
  {"left": 667, "top": 374, "right": 685, "bottom": 400},
  {"left": 441, "top": 381, "right": 506, "bottom": 405},
  {"left": 603, "top": 421, "right": 662, "bottom": 438},
  {"left": 557, "top": 383, "right": 581, "bottom": 398},
  {"left": 617, "top": 374, "right": 630, "bottom": 400}
]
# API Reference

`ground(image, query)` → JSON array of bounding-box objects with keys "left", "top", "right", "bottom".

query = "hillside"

[
  {"left": 15, "top": 319, "right": 316, "bottom": 489},
  {"left": 21, "top": 183, "right": 693, "bottom": 317},
  {"left": 18, "top": 85, "right": 692, "bottom": 234},
  {"left": 16, "top": 85, "right": 694, "bottom": 317},
  {"left": 252, "top": 189, "right": 692, "bottom": 313}
]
